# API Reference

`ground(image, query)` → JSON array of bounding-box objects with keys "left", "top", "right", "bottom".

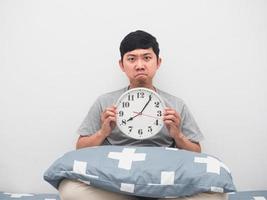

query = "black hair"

[{"left": 119, "top": 30, "right": 160, "bottom": 60}]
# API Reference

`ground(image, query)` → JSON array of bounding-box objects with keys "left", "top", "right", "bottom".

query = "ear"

[
  {"left": 119, "top": 59, "right": 125, "bottom": 72},
  {"left": 157, "top": 57, "right": 162, "bottom": 69}
]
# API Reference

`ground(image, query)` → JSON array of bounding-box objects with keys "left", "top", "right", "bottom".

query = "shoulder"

[
  {"left": 96, "top": 87, "right": 128, "bottom": 107},
  {"left": 98, "top": 87, "right": 127, "bottom": 100},
  {"left": 156, "top": 88, "right": 185, "bottom": 110}
]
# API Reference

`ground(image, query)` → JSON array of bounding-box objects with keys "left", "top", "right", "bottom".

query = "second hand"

[{"left": 133, "top": 111, "right": 161, "bottom": 120}]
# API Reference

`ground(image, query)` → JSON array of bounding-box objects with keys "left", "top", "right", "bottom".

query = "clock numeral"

[
  {"left": 154, "top": 101, "right": 160, "bottom": 108},
  {"left": 122, "top": 102, "right": 130, "bottom": 108},
  {"left": 121, "top": 119, "right": 127, "bottom": 126},
  {"left": 128, "top": 126, "right": 133, "bottom": 133},
  {"left": 128, "top": 94, "right": 134, "bottom": 101},
  {"left": 157, "top": 110, "right": 162, "bottom": 117},
  {"left": 148, "top": 126, "right": 152, "bottom": 133},
  {"left": 138, "top": 129, "right": 143, "bottom": 135},
  {"left": 137, "top": 92, "right": 145, "bottom": 98},
  {"left": 118, "top": 111, "right": 124, "bottom": 117},
  {"left": 155, "top": 119, "right": 159, "bottom": 126}
]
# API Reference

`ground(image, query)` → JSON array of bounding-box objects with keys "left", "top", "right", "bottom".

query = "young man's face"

[{"left": 119, "top": 48, "right": 161, "bottom": 89}]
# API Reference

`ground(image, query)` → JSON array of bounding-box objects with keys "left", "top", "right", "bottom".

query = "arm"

[
  {"left": 164, "top": 107, "right": 201, "bottom": 153},
  {"left": 76, "top": 131, "right": 107, "bottom": 149},
  {"left": 172, "top": 133, "right": 201, "bottom": 153},
  {"left": 76, "top": 105, "right": 116, "bottom": 149}
]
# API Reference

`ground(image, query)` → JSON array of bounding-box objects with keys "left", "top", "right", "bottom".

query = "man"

[
  {"left": 76, "top": 30, "right": 202, "bottom": 151},
  {"left": 59, "top": 30, "right": 225, "bottom": 200}
]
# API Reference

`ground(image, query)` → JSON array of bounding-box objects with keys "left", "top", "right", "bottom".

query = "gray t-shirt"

[{"left": 77, "top": 87, "right": 204, "bottom": 147}]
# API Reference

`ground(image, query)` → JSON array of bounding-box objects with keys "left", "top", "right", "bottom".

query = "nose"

[{"left": 135, "top": 59, "right": 145, "bottom": 70}]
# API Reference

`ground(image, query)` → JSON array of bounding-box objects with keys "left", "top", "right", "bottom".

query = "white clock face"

[{"left": 116, "top": 87, "right": 165, "bottom": 140}]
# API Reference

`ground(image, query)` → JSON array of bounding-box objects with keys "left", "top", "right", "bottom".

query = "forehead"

[{"left": 124, "top": 48, "right": 155, "bottom": 57}]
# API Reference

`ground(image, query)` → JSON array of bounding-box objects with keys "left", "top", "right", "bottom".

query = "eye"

[
  {"left": 144, "top": 56, "right": 152, "bottom": 61},
  {"left": 127, "top": 57, "right": 135, "bottom": 62}
]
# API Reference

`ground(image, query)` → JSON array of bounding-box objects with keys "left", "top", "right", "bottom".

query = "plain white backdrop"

[{"left": 0, "top": 0, "right": 266, "bottom": 193}]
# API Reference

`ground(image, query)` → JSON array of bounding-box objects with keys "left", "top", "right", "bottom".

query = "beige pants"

[{"left": 58, "top": 179, "right": 228, "bottom": 200}]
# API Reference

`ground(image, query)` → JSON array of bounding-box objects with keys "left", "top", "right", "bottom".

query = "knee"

[{"left": 58, "top": 179, "right": 84, "bottom": 200}]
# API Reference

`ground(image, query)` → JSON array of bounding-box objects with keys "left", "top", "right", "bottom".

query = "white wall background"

[{"left": 0, "top": 0, "right": 266, "bottom": 193}]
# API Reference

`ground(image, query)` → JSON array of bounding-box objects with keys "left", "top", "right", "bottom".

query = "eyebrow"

[{"left": 126, "top": 53, "right": 153, "bottom": 57}]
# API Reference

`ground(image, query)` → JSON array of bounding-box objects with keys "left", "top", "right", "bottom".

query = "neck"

[{"left": 128, "top": 84, "right": 156, "bottom": 91}]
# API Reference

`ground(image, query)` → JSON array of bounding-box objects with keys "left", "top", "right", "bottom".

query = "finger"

[
  {"left": 104, "top": 107, "right": 114, "bottom": 112},
  {"left": 163, "top": 114, "right": 177, "bottom": 121},
  {"left": 105, "top": 106, "right": 116, "bottom": 113},
  {"left": 164, "top": 109, "right": 180, "bottom": 119},
  {"left": 164, "top": 109, "right": 178, "bottom": 115},
  {"left": 163, "top": 115, "right": 180, "bottom": 126},
  {"left": 164, "top": 107, "right": 177, "bottom": 112},
  {"left": 106, "top": 116, "right": 116, "bottom": 123},
  {"left": 101, "top": 110, "right": 116, "bottom": 122},
  {"left": 164, "top": 110, "right": 175, "bottom": 117},
  {"left": 164, "top": 119, "right": 176, "bottom": 126},
  {"left": 164, "top": 110, "right": 180, "bottom": 120},
  {"left": 164, "top": 118, "right": 178, "bottom": 126},
  {"left": 105, "top": 110, "right": 116, "bottom": 117},
  {"left": 103, "top": 109, "right": 116, "bottom": 118},
  {"left": 102, "top": 116, "right": 116, "bottom": 126},
  {"left": 112, "top": 105, "right": 117, "bottom": 109}
]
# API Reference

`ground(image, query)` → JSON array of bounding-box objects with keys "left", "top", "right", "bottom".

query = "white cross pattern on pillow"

[
  {"left": 108, "top": 148, "right": 146, "bottom": 170},
  {"left": 72, "top": 160, "right": 99, "bottom": 180},
  {"left": 120, "top": 183, "right": 135, "bottom": 193},
  {"left": 210, "top": 186, "right": 224, "bottom": 193},
  {"left": 4, "top": 192, "right": 34, "bottom": 198},
  {"left": 73, "top": 160, "right": 87, "bottom": 174},
  {"left": 160, "top": 171, "right": 175, "bottom": 185},
  {"left": 148, "top": 171, "right": 175, "bottom": 186},
  {"left": 194, "top": 156, "right": 230, "bottom": 175}
]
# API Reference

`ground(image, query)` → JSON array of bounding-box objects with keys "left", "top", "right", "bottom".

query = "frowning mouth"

[{"left": 135, "top": 73, "right": 148, "bottom": 77}]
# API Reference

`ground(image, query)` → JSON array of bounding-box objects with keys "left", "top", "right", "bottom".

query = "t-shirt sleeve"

[
  {"left": 76, "top": 97, "right": 103, "bottom": 136},
  {"left": 180, "top": 103, "right": 204, "bottom": 142}
]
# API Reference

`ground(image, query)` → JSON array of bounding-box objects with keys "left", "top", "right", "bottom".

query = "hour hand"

[
  {"left": 127, "top": 112, "right": 141, "bottom": 122},
  {"left": 126, "top": 117, "right": 133, "bottom": 122}
]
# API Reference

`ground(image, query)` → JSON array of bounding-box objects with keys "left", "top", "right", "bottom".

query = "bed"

[
  {"left": 1, "top": 191, "right": 267, "bottom": 200},
  {"left": 228, "top": 191, "right": 267, "bottom": 199},
  {"left": 0, "top": 192, "right": 60, "bottom": 200},
  {"left": 2, "top": 146, "right": 266, "bottom": 200}
]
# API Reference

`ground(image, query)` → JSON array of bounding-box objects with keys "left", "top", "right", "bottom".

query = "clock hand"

[
  {"left": 133, "top": 111, "right": 161, "bottom": 120},
  {"left": 126, "top": 112, "right": 141, "bottom": 122},
  {"left": 126, "top": 95, "right": 152, "bottom": 122},
  {"left": 139, "top": 95, "right": 152, "bottom": 114}
]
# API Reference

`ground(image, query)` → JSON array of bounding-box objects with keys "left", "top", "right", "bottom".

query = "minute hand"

[{"left": 139, "top": 95, "right": 152, "bottom": 114}]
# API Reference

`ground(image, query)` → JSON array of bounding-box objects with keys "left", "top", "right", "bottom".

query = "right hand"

[{"left": 100, "top": 105, "right": 117, "bottom": 137}]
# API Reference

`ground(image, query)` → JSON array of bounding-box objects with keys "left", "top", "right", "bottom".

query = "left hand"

[{"left": 163, "top": 107, "right": 182, "bottom": 139}]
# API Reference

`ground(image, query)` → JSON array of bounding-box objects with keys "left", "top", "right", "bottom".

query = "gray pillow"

[
  {"left": 0, "top": 192, "right": 60, "bottom": 199},
  {"left": 228, "top": 191, "right": 267, "bottom": 200},
  {"left": 44, "top": 146, "right": 236, "bottom": 198}
]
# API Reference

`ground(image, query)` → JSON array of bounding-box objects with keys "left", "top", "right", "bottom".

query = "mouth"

[{"left": 135, "top": 73, "right": 148, "bottom": 78}]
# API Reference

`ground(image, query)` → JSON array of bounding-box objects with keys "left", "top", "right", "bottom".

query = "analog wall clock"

[{"left": 116, "top": 87, "right": 166, "bottom": 139}]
